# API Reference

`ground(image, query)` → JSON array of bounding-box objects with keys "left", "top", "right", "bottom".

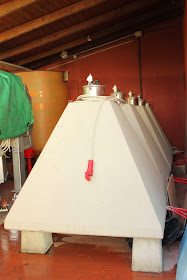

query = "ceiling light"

[
  {"left": 87, "top": 35, "right": 91, "bottom": 42},
  {"left": 61, "top": 50, "right": 68, "bottom": 59}
]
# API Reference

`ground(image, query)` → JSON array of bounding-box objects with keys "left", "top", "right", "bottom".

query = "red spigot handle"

[{"left": 85, "top": 160, "right": 94, "bottom": 181}]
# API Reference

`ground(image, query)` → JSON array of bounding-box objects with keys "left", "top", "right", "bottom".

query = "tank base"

[
  {"left": 132, "top": 238, "right": 162, "bottom": 273},
  {"left": 21, "top": 231, "right": 53, "bottom": 254}
]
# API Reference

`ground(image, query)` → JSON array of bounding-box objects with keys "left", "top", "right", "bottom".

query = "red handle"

[
  {"left": 85, "top": 160, "right": 94, "bottom": 181},
  {"left": 27, "top": 159, "right": 32, "bottom": 174}
]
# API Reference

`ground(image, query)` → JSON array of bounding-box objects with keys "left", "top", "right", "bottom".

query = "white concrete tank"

[
  {"left": 145, "top": 103, "right": 172, "bottom": 154},
  {"left": 5, "top": 100, "right": 166, "bottom": 236},
  {"left": 4, "top": 99, "right": 169, "bottom": 273},
  {"left": 121, "top": 104, "right": 170, "bottom": 182},
  {"left": 135, "top": 105, "right": 172, "bottom": 168}
]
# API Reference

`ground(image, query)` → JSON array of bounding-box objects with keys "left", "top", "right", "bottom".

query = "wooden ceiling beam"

[
  {"left": 0, "top": 0, "right": 39, "bottom": 18},
  {"left": 0, "top": 0, "right": 158, "bottom": 60},
  {"left": 29, "top": 5, "right": 178, "bottom": 69},
  {"left": 34, "top": 15, "right": 177, "bottom": 70},
  {"left": 15, "top": 38, "right": 91, "bottom": 66},
  {"left": 0, "top": 60, "right": 29, "bottom": 73},
  {"left": 15, "top": 22, "right": 130, "bottom": 65},
  {"left": 0, "top": 0, "right": 106, "bottom": 43},
  {"left": 15, "top": 2, "right": 173, "bottom": 66},
  {"left": 69, "top": 6, "right": 178, "bottom": 57}
]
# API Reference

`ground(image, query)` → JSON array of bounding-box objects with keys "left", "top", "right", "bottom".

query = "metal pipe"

[
  {"left": 138, "top": 37, "right": 143, "bottom": 99},
  {"left": 47, "top": 37, "right": 137, "bottom": 70}
]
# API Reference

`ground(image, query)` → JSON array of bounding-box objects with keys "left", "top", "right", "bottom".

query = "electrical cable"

[
  {"left": 72, "top": 33, "right": 135, "bottom": 57},
  {"left": 76, "top": 95, "right": 125, "bottom": 181},
  {"left": 77, "top": 95, "right": 125, "bottom": 159},
  {"left": 145, "top": 23, "right": 181, "bottom": 34},
  {"left": 0, "top": 139, "right": 10, "bottom": 157},
  {"left": 89, "top": 97, "right": 107, "bottom": 159},
  {"left": 76, "top": 94, "right": 126, "bottom": 104},
  {"left": 138, "top": 37, "right": 143, "bottom": 99},
  {"left": 75, "top": 59, "right": 80, "bottom": 96},
  {"left": 47, "top": 37, "right": 137, "bottom": 70},
  {"left": 46, "top": 22, "right": 181, "bottom": 71}
]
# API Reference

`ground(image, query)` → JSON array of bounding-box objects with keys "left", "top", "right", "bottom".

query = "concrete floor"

[{"left": 0, "top": 164, "right": 186, "bottom": 280}]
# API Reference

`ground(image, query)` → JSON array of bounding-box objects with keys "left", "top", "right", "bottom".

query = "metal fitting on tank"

[
  {"left": 126, "top": 91, "right": 138, "bottom": 105},
  {"left": 110, "top": 85, "right": 126, "bottom": 104},
  {"left": 138, "top": 95, "right": 146, "bottom": 106},
  {"left": 82, "top": 74, "right": 105, "bottom": 96}
]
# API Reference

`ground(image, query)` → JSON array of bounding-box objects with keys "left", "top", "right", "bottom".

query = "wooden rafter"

[
  {"left": 15, "top": 22, "right": 131, "bottom": 65},
  {"left": 0, "top": 60, "right": 29, "bottom": 72},
  {"left": 0, "top": 0, "right": 106, "bottom": 43},
  {"left": 0, "top": 0, "right": 39, "bottom": 18},
  {"left": 0, "top": 0, "right": 158, "bottom": 60},
  {"left": 29, "top": 5, "right": 179, "bottom": 69},
  {"left": 15, "top": 38, "right": 90, "bottom": 66}
]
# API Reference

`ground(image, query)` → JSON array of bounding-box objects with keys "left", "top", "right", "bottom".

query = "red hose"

[
  {"left": 167, "top": 206, "right": 187, "bottom": 219},
  {"left": 175, "top": 153, "right": 186, "bottom": 158},
  {"left": 27, "top": 159, "right": 32, "bottom": 174},
  {"left": 172, "top": 153, "right": 187, "bottom": 165},
  {"left": 174, "top": 177, "right": 187, "bottom": 185}
]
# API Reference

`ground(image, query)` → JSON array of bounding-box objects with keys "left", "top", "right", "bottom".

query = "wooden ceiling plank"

[
  {"left": 15, "top": 22, "right": 128, "bottom": 65},
  {"left": 0, "top": 0, "right": 158, "bottom": 60},
  {"left": 31, "top": 13, "right": 178, "bottom": 69},
  {"left": 0, "top": 0, "right": 39, "bottom": 18},
  {"left": 0, "top": 0, "right": 106, "bottom": 43},
  {"left": 16, "top": 38, "right": 89, "bottom": 65},
  {"left": 0, "top": 60, "right": 29, "bottom": 72},
  {"left": 28, "top": 6, "right": 184, "bottom": 69},
  {"left": 16, "top": 3, "right": 175, "bottom": 66}
]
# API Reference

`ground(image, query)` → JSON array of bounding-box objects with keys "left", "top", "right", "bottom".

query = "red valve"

[
  {"left": 85, "top": 160, "right": 94, "bottom": 181},
  {"left": 24, "top": 148, "right": 35, "bottom": 174}
]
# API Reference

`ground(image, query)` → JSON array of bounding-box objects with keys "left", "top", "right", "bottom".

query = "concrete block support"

[
  {"left": 11, "top": 136, "right": 26, "bottom": 192},
  {"left": 132, "top": 238, "right": 162, "bottom": 273},
  {"left": 21, "top": 231, "right": 53, "bottom": 254}
]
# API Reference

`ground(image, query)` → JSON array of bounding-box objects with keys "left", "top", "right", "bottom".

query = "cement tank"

[
  {"left": 5, "top": 75, "right": 170, "bottom": 273},
  {"left": 15, "top": 71, "right": 68, "bottom": 154}
]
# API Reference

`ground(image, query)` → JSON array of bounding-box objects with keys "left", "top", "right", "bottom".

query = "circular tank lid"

[{"left": 82, "top": 84, "right": 105, "bottom": 88}]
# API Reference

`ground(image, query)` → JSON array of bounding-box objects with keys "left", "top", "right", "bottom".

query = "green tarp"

[{"left": 0, "top": 70, "right": 34, "bottom": 140}]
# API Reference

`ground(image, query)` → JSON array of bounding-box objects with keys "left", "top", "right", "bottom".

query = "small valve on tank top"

[
  {"left": 86, "top": 74, "right": 93, "bottom": 91},
  {"left": 113, "top": 85, "right": 117, "bottom": 93},
  {"left": 86, "top": 74, "right": 100, "bottom": 86},
  {"left": 86, "top": 74, "right": 93, "bottom": 85}
]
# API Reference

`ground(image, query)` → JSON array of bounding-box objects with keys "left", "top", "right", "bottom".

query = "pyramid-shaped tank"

[
  {"left": 5, "top": 100, "right": 167, "bottom": 238},
  {"left": 121, "top": 104, "right": 170, "bottom": 182},
  {"left": 5, "top": 81, "right": 171, "bottom": 272}
]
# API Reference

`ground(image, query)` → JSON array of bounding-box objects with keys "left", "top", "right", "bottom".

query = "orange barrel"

[{"left": 15, "top": 71, "right": 68, "bottom": 154}]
